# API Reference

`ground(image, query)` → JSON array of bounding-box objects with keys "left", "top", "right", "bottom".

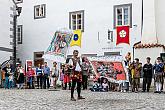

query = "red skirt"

[{"left": 63, "top": 74, "right": 71, "bottom": 83}]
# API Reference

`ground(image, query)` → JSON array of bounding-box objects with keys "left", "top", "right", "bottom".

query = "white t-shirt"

[
  {"left": 68, "top": 58, "right": 82, "bottom": 72},
  {"left": 102, "top": 83, "right": 108, "bottom": 89},
  {"left": 51, "top": 67, "right": 59, "bottom": 77},
  {"left": 9, "top": 73, "right": 13, "bottom": 81}
]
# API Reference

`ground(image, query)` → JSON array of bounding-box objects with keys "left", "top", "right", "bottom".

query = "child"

[
  {"left": 90, "top": 80, "right": 99, "bottom": 92},
  {"left": 97, "top": 78, "right": 103, "bottom": 91},
  {"left": 9, "top": 72, "right": 13, "bottom": 89},
  {"left": 102, "top": 78, "right": 109, "bottom": 92}
]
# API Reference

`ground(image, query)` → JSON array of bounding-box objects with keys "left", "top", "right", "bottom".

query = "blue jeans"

[
  {"left": 17, "top": 83, "right": 24, "bottom": 89},
  {"left": 4, "top": 77, "right": 9, "bottom": 89},
  {"left": 9, "top": 81, "right": 13, "bottom": 89},
  {"left": 27, "top": 77, "right": 34, "bottom": 89}
]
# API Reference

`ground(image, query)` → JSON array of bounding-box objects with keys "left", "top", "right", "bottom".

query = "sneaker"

[
  {"left": 154, "top": 91, "right": 158, "bottom": 93},
  {"left": 77, "top": 96, "right": 85, "bottom": 100},
  {"left": 71, "top": 97, "right": 76, "bottom": 101},
  {"left": 142, "top": 90, "right": 145, "bottom": 92}
]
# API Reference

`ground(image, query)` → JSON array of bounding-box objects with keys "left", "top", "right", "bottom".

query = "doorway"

[{"left": 34, "top": 51, "right": 44, "bottom": 67}]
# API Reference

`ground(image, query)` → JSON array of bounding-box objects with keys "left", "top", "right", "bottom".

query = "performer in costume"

[
  {"left": 69, "top": 50, "right": 85, "bottom": 101},
  {"left": 130, "top": 58, "right": 142, "bottom": 92},
  {"left": 153, "top": 57, "right": 164, "bottom": 93}
]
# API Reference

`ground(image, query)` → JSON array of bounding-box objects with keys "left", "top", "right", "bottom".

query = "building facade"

[
  {"left": 0, "top": 0, "right": 17, "bottom": 65},
  {"left": 17, "top": 0, "right": 142, "bottom": 66},
  {"left": 135, "top": 0, "right": 165, "bottom": 64}
]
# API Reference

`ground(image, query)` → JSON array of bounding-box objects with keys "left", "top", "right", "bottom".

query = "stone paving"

[{"left": 0, "top": 89, "right": 165, "bottom": 110}]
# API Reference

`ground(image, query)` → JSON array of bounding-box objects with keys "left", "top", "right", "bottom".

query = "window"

[
  {"left": 114, "top": 4, "right": 132, "bottom": 28},
  {"left": 15, "top": 0, "right": 23, "bottom": 4},
  {"left": 108, "top": 30, "right": 113, "bottom": 42},
  {"left": 104, "top": 52, "right": 120, "bottom": 56},
  {"left": 69, "top": 10, "right": 84, "bottom": 32},
  {"left": 34, "top": 4, "right": 46, "bottom": 19},
  {"left": 17, "top": 25, "right": 22, "bottom": 44}
]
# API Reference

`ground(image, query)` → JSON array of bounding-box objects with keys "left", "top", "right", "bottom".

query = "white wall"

[
  {"left": 135, "top": 47, "right": 164, "bottom": 64},
  {"left": 134, "top": 0, "right": 165, "bottom": 65},
  {"left": 17, "top": 0, "right": 142, "bottom": 65},
  {"left": 141, "top": 0, "right": 165, "bottom": 45},
  {"left": 155, "top": 0, "right": 165, "bottom": 45},
  {"left": 0, "top": 51, "right": 12, "bottom": 64},
  {"left": 141, "top": 0, "right": 157, "bottom": 44},
  {"left": 0, "top": 0, "right": 14, "bottom": 64}
]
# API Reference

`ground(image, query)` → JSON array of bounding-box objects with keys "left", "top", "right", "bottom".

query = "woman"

[
  {"left": 26, "top": 66, "right": 35, "bottom": 89},
  {"left": 51, "top": 62, "right": 59, "bottom": 89},
  {"left": 17, "top": 65, "right": 25, "bottom": 89},
  {"left": 60, "top": 64, "right": 65, "bottom": 89},
  {"left": 63, "top": 64, "right": 71, "bottom": 90}
]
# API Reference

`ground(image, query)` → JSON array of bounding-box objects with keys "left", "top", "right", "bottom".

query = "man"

[
  {"left": 69, "top": 50, "right": 85, "bottom": 101},
  {"left": 2, "top": 64, "right": 12, "bottom": 89},
  {"left": 43, "top": 62, "right": 50, "bottom": 89},
  {"left": 82, "top": 57, "right": 89, "bottom": 90},
  {"left": 153, "top": 57, "right": 164, "bottom": 93},
  {"left": 36, "top": 64, "right": 43, "bottom": 89},
  {"left": 129, "top": 61, "right": 135, "bottom": 92},
  {"left": 125, "top": 52, "right": 131, "bottom": 66},
  {"left": 51, "top": 62, "right": 59, "bottom": 89},
  {"left": 142, "top": 57, "right": 153, "bottom": 92},
  {"left": 132, "top": 58, "right": 142, "bottom": 92}
]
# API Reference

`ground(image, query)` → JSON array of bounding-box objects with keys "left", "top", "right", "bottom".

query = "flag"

[
  {"left": 70, "top": 30, "right": 82, "bottom": 47},
  {"left": 42, "top": 28, "right": 73, "bottom": 63},
  {"left": 116, "top": 26, "right": 130, "bottom": 45}
]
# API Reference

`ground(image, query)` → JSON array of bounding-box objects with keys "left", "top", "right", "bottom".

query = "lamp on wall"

[{"left": 16, "top": 7, "right": 22, "bottom": 16}]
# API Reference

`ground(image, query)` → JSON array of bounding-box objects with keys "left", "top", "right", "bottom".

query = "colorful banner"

[
  {"left": 88, "top": 56, "right": 127, "bottom": 81},
  {"left": 42, "top": 28, "right": 73, "bottom": 63},
  {"left": 70, "top": 30, "right": 82, "bottom": 47},
  {"left": 116, "top": 26, "right": 130, "bottom": 45}
]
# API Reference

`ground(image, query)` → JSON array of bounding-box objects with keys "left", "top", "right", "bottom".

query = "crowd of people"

[
  {"left": 1, "top": 50, "right": 165, "bottom": 102},
  {"left": 0, "top": 50, "right": 90, "bottom": 101},
  {"left": 126, "top": 52, "right": 165, "bottom": 94}
]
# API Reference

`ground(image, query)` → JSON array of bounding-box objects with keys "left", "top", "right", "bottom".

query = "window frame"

[
  {"left": 69, "top": 10, "right": 84, "bottom": 32},
  {"left": 15, "top": 0, "right": 23, "bottom": 4},
  {"left": 114, "top": 4, "right": 132, "bottom": 28},
  {"left": 17, "top": 25, "right": 23, "bottom": 44},
  {"left": 34, "top": 4, "right": 46, "bottom": 19},
  {"left": 108, "top": 30, "right": 113, "bottom": 42}
]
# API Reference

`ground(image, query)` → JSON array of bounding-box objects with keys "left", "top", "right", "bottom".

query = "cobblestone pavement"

[{"left": 0, "top": 89, "right": 165, "bottom": 110}]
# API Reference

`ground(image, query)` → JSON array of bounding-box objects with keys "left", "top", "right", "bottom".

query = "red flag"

[{"left": 116, "top": 26, "right": 130, "bottom": 45}]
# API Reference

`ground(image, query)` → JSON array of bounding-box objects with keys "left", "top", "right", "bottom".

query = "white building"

[
  {"left": 134, "top": 0, "right": 165, "bottom": 64},
  {"left": 17, "top": 0, "right": 142, "bottom": 66},
  {"left": 0, "top": 0, "right": 17, "bottom": 65}
]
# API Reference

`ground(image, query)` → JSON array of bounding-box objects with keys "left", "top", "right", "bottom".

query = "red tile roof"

[{"left": 134, "top": 43, "right": 165, "bottom": 49}]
